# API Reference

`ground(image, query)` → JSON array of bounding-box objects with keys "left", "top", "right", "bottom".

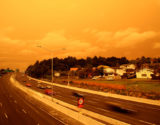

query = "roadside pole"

[{"left": 51, "top": 53, "right": 54, "bottom": 101}]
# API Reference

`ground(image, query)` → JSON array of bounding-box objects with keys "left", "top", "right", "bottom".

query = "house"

[
  {"left": 115, "top": 69, "right": 126, "bottom": 76},
  {"left": 120, "top": 64, "right": 136, "bottom": 70},
  {"left": 136, "top": 68, "right": 154, "bottom": 79},
  {"left": 103, "top": 67, "right": 115, "bottom": 74},
  {"left": 70, "top": 68, "right": 78, "bottom": 72}
]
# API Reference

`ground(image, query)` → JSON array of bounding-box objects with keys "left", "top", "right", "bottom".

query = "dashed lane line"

[
  {"left": 4, "top": 113, "right": 8, "bottom": 119},
  {"left": 139, "top": 120, "right": 156, "bottom": 125},
  {"left": 22, "top": 109, "right": 27, "bottom": 114}
]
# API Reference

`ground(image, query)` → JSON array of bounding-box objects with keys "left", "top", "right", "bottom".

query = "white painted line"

[
  {"left": 22, "top": 109, "right": 27, "bottom": 114},
  {"left": 87, "top": 100, "right": 98, "bottom": 104},
  {"left": 139, "top": 120, "right": 155, "bottom": 125},
  {"left": 0, "top": 102, "right": 2, "bottom": 107},
  {"left": 39, "top": 107, "right": 66, "bottom": 125},
  {"left": 4, "top": 113, "right": 8, "bottom": 119},
  {"left": 14, "top": 100, "right": 17, "bottom": 103},
  {"left": 94, "top": 107, "right": 112, "bottom": 113}
]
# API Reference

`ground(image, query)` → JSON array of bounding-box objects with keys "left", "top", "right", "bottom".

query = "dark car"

[{"left": 37, "top": 84, "right": 46, "bottom": 89}]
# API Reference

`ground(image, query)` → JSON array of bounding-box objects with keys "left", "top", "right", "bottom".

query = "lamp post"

[
  {"left": 65, "top": 65, "right": 70, "bottom": 86},
  {"left": 37, "top": 45, "right": 65, "bottom": 100}
]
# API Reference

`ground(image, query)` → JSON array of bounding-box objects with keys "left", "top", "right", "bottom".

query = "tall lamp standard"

[
  {"left": 37, "top": 45, "right": 65, "bottom": 100},
  {"left": 66, "top": 65, "right": 70, "bottom": 86}
]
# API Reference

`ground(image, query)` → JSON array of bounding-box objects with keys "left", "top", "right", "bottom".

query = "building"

[
  {"left": 120, "top": 64, "right": 136, "bottom": 70},
  {"left": 115, "top": 69, "right": 126, "bottom": 76},
  {"left": 70, "top": 68, "right": 78, "bottom": 72},
  {"left": 136, "top": 68, "right": 154, "bottom": 79},
  {"left": 103, "top": 67, "right": 115, "bottom": 74}
]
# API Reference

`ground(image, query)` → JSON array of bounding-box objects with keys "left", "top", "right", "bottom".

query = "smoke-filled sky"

[{"left": 0, "top": 0, "right": 160, "bottom": 71}]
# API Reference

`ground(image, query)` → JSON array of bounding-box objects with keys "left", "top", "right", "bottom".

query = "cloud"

[
  {"left": 91, "top": 28, "right": 158, "bottom": 48},
  {"left": 38, "top": 31, "right": 98, "bottom": 57},
  {"left": 0, "top": 27, "right": 160, "bottom": 71},
  {"left": 115, "top": 30, "right": 157, "bottom": 48}
]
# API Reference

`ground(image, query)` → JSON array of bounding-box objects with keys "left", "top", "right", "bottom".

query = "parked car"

[
  {"left": 44, "top": 89, "right": 55, "bottom": 95},
  {"left": 26, "top": 83, "right": 32, "bottom": 87}
]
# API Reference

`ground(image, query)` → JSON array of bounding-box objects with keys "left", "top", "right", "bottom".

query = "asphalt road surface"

[
  {"left": 0, "top": 74, "right": 68, "bottom": 125},
  {"left": 16, "top": 73, "right": 160, "bottom": 125}
]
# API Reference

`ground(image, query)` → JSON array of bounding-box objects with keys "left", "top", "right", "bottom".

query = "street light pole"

[
  {"left": 37, "top": 45, "right": 65, "bottom": 101},
  {"left": 51, "top": 53, "right": 54, "bottom": 100},
  {"left": 68, "top": 71, "right": 70, "bottom": 86}
]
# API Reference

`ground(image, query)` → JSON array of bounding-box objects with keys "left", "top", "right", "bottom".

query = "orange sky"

[{"left": 0, "top": 0, "right": 160, "bottom": 71}]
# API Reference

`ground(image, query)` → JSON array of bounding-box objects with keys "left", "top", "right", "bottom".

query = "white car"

[{"left": 92, "top": 76, "right": 101, "bottom": 80}]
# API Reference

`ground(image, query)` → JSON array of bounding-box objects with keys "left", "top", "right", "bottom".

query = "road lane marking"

[
  {"left": 4, "top": 113, "right": 8, "bottom": 119},
  {"left": 0, "top": 102, "right": 2, "bottom": 107},
  {"left": 22, "top": 109, "right": 27, "bottom": 114},
  {"left": 139, "top": 120, "right": 155, "bottom": 125},
  {"left": 39, "top": 107, "right": 65, "bottom": 125},
  {"left": 87, "top": 100, "right": 98, "bottom": 104}
]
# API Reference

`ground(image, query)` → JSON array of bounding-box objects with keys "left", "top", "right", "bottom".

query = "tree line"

[{"left": 25, "top": 56, "right": 160, "bottom": 78}]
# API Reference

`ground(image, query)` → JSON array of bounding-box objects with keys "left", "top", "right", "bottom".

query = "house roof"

[{"left": 70, "top": 68, "right": 78, "bottom": 71}]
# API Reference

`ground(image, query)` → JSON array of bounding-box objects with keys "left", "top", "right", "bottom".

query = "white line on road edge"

[
  {"left": 39, "top": 107, "right": 66, "bottom": 125},
  {"left": 28, "top": 76, "right": 160, "bottom": 106},
  {"left": 139, "top": 120, "right": 156, "bottom": 125},
  {"left": 22, "top": 109, "right": 27, "bottom": 114},
  {"left": 4, "top": 113, "right": 8, "bottom": 119},
  {"left": 10, "top": 75, "right": 130, "bottom": 125}
]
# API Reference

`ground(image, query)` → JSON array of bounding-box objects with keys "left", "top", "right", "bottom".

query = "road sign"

[{"left": 78, "top": 97, "right": 84, "bottom": 108}]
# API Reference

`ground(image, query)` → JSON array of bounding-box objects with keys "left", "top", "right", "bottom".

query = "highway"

[
  {"left": 0, "top": 73, "right": 81, "bottom": 125},
  {"left": 15, "top": 72, "right": 160, "bottom": 125}
]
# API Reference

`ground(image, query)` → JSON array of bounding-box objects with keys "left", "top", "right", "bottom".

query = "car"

[
  {"left": 44, "top": 89, "right": 55, "bottom": 95},
  {"left": 92, "top": 76, "right": 101, "bottom": 80},
  {"left": 26, "top": 83, "right": 32, "bottom": 87},
  {"left": 72, "top": 92, "right": 84, "bottom": 98},
  {"left": 37, "top": 84, "right": 46, "bottom": 89},
  {"left": 46, "top": 85, "right": 52, "bottom": 89}
]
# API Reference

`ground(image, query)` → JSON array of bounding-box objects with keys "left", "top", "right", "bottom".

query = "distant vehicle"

[
  {"left": 46, "top": 85, "right": 52, "bottom": 89},
  {"left": 106, "top": 101, "right": 137, "bottom": 113},
  {"left": 37, "top": 84, "right": 46, "bottom": 89},
  {"left": 44, "top": 89, "right": 55, "bottom": 95},
  {"left": 92, "top": 76, "right": 101, "bottom": 80},
  {"left": 26, "top": 83, "right": 32, "bottom": 87},
  {"left": 72, "top": 92, "right": 84, "bottom": 98}
]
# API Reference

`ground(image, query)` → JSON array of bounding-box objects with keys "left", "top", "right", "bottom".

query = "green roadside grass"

[{"left": 67, "top": 78, "right": 160, "bottom": 93}]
